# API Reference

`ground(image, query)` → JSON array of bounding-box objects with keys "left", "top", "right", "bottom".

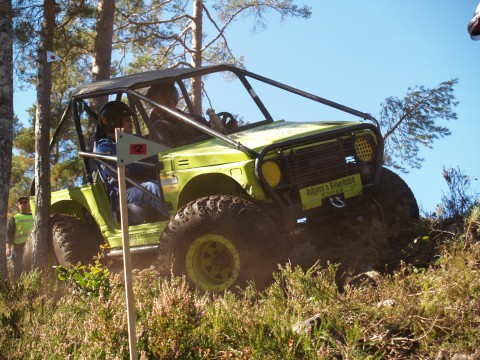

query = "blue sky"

[{"left": 13, "top": 1, "right": 480, "bottom": 214}]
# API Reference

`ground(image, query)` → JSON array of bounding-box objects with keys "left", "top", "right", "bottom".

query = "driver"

[
  {"left": 147, "top": 82, "right": 209, "bottom": 147},
  {"left": 95, "top": 100, "right": 167, "bottom": 224}
]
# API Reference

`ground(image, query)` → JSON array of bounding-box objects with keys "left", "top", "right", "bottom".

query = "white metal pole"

[{"left": 117, "top": 130, "right": 138, "bottom": 360}]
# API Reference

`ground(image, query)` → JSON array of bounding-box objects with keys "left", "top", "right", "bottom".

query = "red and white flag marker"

[{"left": 46, "top": 50, "right": 62, "bottom": 62}]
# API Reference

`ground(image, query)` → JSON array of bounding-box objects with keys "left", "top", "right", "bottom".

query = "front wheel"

[
  {"left": 157, "top": 195, "right": 280, "bottom": 292},
  {"left": 372, "top": 167, "right": 419, "bottom": 223}
]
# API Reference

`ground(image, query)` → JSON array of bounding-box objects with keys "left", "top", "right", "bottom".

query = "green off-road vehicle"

[{"left": 26, "top": 64, "right": 418, "bottom": 291}]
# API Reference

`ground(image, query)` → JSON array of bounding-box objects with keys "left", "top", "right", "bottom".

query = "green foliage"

[
  {"left": 380, "top": 79, "right": 458, "bottom": 173},
  {"left": 9, "top": 97, "right": 85, "bottom": 210},
  {"left": 55, "top": 246, "right": 115, "bottom": 301},
  {"left": 13, "top": 0, "right": 96, "bottom": 85}
]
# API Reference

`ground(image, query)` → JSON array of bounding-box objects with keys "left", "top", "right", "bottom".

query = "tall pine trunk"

[
  {"left": 191, "top": 0, "right": 203, "bottom": 115},
  {"left": 88, "top": 0, "right": 115, "bottom": 149},
  {"left": 0, "top": 0, "right": 14, "bottom": 279},
  {"left": 32, "top": 0, "right": 55, "bottom": 270}
]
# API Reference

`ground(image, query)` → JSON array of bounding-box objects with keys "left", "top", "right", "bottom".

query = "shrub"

[{"left": 436, "top": 167, "right": 479, "bottom": 220}]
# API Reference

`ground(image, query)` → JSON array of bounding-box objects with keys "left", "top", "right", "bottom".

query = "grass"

[{"left": 0, "top": 209, "right": 479, "bottom": 359}]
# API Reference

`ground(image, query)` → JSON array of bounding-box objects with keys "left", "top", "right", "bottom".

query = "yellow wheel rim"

[{"left": 186, "top": 234, "right": 240, "bottom": 291}]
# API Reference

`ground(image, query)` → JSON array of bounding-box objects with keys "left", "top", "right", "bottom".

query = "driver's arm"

[{"left": 206, "top": 108, "right": 225, "bottom": 132}]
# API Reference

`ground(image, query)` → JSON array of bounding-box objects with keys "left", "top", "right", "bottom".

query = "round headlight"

[
  {"left": 355, "top": 137, "right": 374, "bottom": 162},
  {"left": 262, "top": 161, "right": 282, "bottom": 188}
]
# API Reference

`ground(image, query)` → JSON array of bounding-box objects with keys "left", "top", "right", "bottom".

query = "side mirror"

[{"left": 468, "top": 2, "right": 480, "bottom": 40}]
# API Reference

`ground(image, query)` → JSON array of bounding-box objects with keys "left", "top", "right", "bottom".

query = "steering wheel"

[{"left": 217, "top": 112, "right": 238, "bottom": 130}]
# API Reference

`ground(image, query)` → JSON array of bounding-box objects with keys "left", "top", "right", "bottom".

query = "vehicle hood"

[
  {"left": 229, "top": 120, "right": 361, "bottom": 148},
  {"left": 162, "top": 120, "right": 362, "bottom": 168}
]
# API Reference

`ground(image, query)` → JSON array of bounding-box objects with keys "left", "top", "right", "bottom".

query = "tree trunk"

[
  {"left": 190, "top": 0, "right": 203, "bottom": 114},
  {"left": 88, "top": 0, "right": 115, "bottom": 149},
  {"left": 31, "top": 0, "right": 55, "bottom": 270},
  {"left": 0, "top": 0, "right": 14, "bottom": 280}
]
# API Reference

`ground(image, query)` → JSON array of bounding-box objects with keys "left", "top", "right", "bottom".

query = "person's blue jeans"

[{"left": 126, "top": 180, "right": 162, "bottom": 211}]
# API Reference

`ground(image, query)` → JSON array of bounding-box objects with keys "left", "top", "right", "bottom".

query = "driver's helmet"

[{"left": 98, "top": 101, "right": 134, "bottom": 133}]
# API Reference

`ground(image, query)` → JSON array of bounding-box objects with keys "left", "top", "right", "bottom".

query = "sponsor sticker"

[
  {"left": 129, "top": 231, "right": 161, "bottom": 246},
  {"left": 299, "top": 173, "right": 362, "bottom": 210}
]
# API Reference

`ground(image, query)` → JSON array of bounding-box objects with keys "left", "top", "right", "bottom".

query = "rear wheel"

[
  {"left": 23, "top": 214, "right": 103, "bottom": 271},
  {"left": 158, "top": 195, "right": 280, "bottom": 292},
  {"left": 50, "top": 214, "right": 103, "bottom": 266}
]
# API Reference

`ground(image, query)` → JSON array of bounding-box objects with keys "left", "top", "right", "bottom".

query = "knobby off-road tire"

[
  {"left": 372, "top": 167, "right": 419, "bottom": 223},
  {"left": 23, "top": 214, "right": 103, "bottom": 271},
  {"left": 158, "top": 195, "right": 280, "bottom": 292}
]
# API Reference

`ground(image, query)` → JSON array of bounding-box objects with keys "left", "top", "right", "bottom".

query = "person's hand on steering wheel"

[
  {"left": 217, "top": 112, "right": 238, "bottom": 130},
  {"left": 206, "top": 108, "right": 238, "bottom": 132}
]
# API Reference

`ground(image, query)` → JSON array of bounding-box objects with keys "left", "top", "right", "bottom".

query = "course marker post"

[
  {"left": 115, "top": 129, "right": 168, "bottom": 359},
  {"left": 116, "top": 129, "right": 138, "bottom": 360}
]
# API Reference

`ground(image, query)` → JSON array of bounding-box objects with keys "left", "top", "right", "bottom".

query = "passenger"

[
  {"left": 95, "top": 100, "right": 167, "bottom": 224},
  {"left": 146, "top": 82, "right": 209, "bottom": 146}
]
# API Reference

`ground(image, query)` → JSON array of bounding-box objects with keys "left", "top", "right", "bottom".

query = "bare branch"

[
  {"left": 201, "top": 4, "right": 236, "bottom": 59},
  {"left": 162, "top": 21, "right": 193, "bottom": 57}
]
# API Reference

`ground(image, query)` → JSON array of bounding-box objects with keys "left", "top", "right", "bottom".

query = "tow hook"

[{"left": 329, "top": 196, "right": 345, "bottom": 208}]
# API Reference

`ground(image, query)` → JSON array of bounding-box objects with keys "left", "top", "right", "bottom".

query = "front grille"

[
  {"left": 257, "top": 124, "right": 382, "bottom": 212},
  {"left": 283, "top": 139, "right": 359, "bottom": 188}
]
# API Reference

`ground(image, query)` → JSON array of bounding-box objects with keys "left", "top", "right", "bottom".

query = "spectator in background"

[{"left": 6, "top": 196, "right": 33, "bottom": 280}]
